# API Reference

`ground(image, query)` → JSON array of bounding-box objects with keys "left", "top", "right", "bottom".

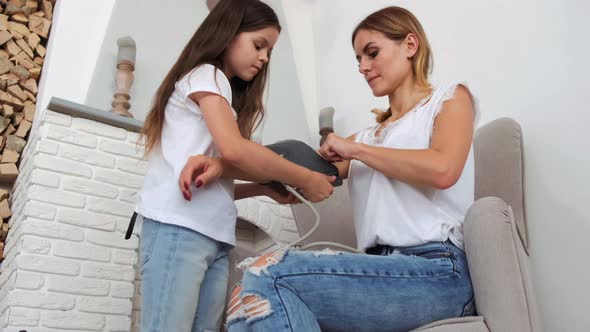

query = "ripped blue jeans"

[{"left": 226, "top": 241, "right": 474, "bottom": 332}]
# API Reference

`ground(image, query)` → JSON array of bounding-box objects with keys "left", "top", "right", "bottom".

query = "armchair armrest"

[{"left": 463, "top": 197, "right": 540, "bottom": 332}]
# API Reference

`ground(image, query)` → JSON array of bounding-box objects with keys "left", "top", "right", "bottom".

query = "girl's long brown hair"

[{"left": 141, "top": 0, "right": 281, "bottom": 155}]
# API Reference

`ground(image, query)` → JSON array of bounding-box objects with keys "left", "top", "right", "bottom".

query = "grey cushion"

[
  {"left": 474, "top": 118, "right": 529, "bottom": 253},
  {"left": 411, "top": 316, "right": 489, "bottom": 332}
]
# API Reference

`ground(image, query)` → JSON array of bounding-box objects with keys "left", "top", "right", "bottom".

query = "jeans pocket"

[
  {"left": 420, "top": 250, "right": 453, "bottom": 260},
  {"left": 140, "top": 218, "right": 160, "bottom": 267},
  {"left": 418, "top": 249, "right": 456, "bottom": 273},
  {"left": 461, "top": 295, "right": 476, "bottom": 317}
]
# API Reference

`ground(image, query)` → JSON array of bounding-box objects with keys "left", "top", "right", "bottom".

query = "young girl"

[
  {"left": 222, "top": 6, "right": 478, "bottom": 332},
  {"left": 136, "top": 0, "right": 334, "bottom": 331}
]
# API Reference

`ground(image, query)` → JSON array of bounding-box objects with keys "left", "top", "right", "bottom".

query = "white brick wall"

[
  {"left": 0, "top": 110, "right": 142, "bottom": 332},
  {"left": 0, "top": 108, "right": 300, "bottom": 332}
]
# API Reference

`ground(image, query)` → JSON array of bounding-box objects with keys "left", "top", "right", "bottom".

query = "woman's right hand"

[{"left": 298, "top": 171, "right": 336, "bottom": 203}]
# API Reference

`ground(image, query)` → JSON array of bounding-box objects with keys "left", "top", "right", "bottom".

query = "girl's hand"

[
  {"left": 299, "top": 171, "right": 336, "bottom": 203},
  {"left": 319, "top": 133, "right": 360, "bottom": 162},
  {"left": 179, "top": 155, "right": 223, "bottom": 201},
  {"left": 263, "top": 183, "right": 301, "bottom": 205}
]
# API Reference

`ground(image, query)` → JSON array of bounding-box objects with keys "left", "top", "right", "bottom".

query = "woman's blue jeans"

[{"left": 227, "top": 241, "right": 474, "bottom": 332}]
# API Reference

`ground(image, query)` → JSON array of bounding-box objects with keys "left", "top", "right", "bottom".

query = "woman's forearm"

[{"left": 352, "top": 144, "right": 457, "bottom": 189}]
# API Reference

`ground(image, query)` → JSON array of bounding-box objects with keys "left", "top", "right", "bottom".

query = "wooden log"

[
  {"left": 0, "top": 188, "right": 8, "bottom": 201},
  {"left": 35, "top": 43, "right": 45, "bottom": 57},
  {"left": 27, "top": 66, "right": 38, "bottom": 79},
  {"left": 41, "top": 0, "right": 52, "bottom": 20},
  {"left": 0, "top": 14, "right": 8, "bottom": 31},
  {"left": 0, "top": 199, "right": 11, "bottom": 219},
  {"left": 28, "top": 15, "right": 51, "bottom": 38},
  {"left": 0, "top": 30, "right": 12, "bottom": 45},
  {"left": 5, "top": 123, "right": 15, "bottom": 135},
  {"left": 25, "top": 0, "right": 37, "bottom": 11},
  {"left": 0, "top": 73, "right": 19, "bottom": 86},
  {"left": 14, "top": 119, "right": 30, "bottom": 137},
  {"left": 23, "top": 89, "right": 34, "bottom": 101},
  {"left": 0, "top": 56, "right": 13, "bottom": 75},
  {"left": 0, "top": 148, "right": 18, "bottom": 163},
  {"left": 1, "top": 104, "right": 13, "bottom": 117},
  {"left": 0, "top": 115, "right": 10, "bottom": 133},
  {"left": 0, "top": 163, "right": 17, "bottom": 183},
  {"left": 4, "top": 4, "right": 23, "bottom": 16},
  {"left": 10, "top": 65, "right": 29, "bottom": 81},
  {"left": 8, "top": 0, "right": 26, "bottom": 7},
  {"left": 23, "top": 102, "right": 34, "bottom": 121},
  {"left": 16, "top": 38, "right": 34, "bottom": 58},
  {"left": 5, "top": 39, "right": 20, "bottom": 56},
  {"left": 11, "top": 110, "right": 23, "bottom": 125},
  {"left": 0, "top": 223, "right": 9, "bottom": 242},
  {"left": 8, "top": 21, "right": 29, "bottom": 37},
  {"left": 20, "top": 77, "right": 36, "bottom": 93},
  {"left": 5, "top": 135, "right": 24, "bottom": 153},
  {"left": 7, "top": 84, "right": 26, "bottom": 101},
  {"left": 26, "top": 32, "right": 39, "bottom": 49},
  {"left": 11, "top": 13, "right": 28, "bottom": 24},
  {"left": 16, "top": 52, "right": 36, "bottom": 70}
]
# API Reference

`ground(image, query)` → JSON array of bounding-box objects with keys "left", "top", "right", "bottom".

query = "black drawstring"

[{"left": 125, "top": 212, "right": 138, "bottom": 240}]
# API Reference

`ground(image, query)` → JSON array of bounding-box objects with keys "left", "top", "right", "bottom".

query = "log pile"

[{"left": 0, "top": 0, "right": 55, "bottom": 260}]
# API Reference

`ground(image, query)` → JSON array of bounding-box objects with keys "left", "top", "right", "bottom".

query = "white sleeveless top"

[
  {"left": 348, "top": 82, "right": 479, "bottom": 251},
  {"left": 137, "top": 64, "right": 238, "bottom": 245}
]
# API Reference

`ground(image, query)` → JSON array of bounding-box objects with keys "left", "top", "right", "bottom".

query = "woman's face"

[
  {"left": 224, "top": 26, "right": 280, "bottom": 81},
  {"left": 353, "top": 29, "right": 417, "bottom": 97}
]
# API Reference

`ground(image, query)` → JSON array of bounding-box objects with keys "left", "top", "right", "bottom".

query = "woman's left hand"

[{"left": 319, "top": 133, "right": 360, "bottom": 162}]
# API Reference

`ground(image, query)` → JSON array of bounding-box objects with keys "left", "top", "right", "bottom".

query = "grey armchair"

[{"left": 228, "top": 117, "right": 542, "bottom": 332}]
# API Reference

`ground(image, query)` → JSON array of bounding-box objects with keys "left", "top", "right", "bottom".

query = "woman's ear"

[{"left": 404, "top": 33, "right": 419, "bottom": 59}]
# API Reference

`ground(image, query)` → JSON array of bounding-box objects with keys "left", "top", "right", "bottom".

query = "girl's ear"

[
  {"left": 404, "top": 33, "right": 419, "bottom": 59},
  {"left": 207, "top": 0, "right": 220, "bottom": 11}
]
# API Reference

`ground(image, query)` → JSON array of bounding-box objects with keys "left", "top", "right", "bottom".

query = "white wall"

[
  {"left": 34, "top": 0, "right": 116, "bottom": 128},
  {"left": 84, "top": 0, "right": 310, "bottom": 145},
  {"left": 285, "top": 0, "right": 589, "bottom": 330},
  {"left": 84, "top": 0, "right": 208, "bottom": 122},
  {"left": 279, "top": 0, "right": 319, "bottom": 143}
]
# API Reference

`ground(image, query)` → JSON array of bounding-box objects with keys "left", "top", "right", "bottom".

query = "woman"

[{"left": 218, "top": 6, "right": 478, "bottom": 332}]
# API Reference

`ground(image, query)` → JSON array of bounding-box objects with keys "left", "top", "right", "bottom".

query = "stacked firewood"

[{"left": 0, "top": 0, "right": 54, "bottom": 260}]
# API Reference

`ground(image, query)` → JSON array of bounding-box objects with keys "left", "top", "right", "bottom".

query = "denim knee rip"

[
  {"left": 237, "top": 249, "right": 288, "bottom": 276},
  {"left": 226, "top": 284, "right": 274, "bottom": 326}
]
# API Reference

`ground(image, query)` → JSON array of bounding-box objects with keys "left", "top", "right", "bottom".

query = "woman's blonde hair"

[{"left": 352, "top": 6, "right": 433, "bottom": 123}]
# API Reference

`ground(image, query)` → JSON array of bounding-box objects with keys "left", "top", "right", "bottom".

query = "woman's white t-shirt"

[
  {"left": 348, "top": 82, "right": 479, "bottom": 252},
  {"left": 136, "top": 64, "right": 238, "bottom": 245}
]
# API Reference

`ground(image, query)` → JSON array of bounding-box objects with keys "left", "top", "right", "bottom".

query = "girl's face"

[
  {"left": 224, "top": 26, "right": 280, "bottom": 81},
  {"left": 353, "top": 29, "right": 417, "bottom": 97}
]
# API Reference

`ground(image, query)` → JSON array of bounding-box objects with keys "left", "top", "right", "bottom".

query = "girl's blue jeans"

[{"left": 140, "top": 217, "right": 230, "bottom": 332}]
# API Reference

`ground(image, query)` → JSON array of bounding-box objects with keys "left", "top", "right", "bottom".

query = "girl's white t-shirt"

[
  {"left": 136, "top": 64, "right": 238, "bottom": 245},
  {"left": 348, "top": 82, "right": 479, "bottom": 252}
]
